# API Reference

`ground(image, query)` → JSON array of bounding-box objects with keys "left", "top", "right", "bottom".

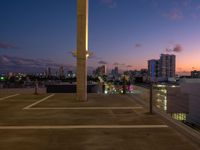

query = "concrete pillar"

[{"left": 76, "top": 0, "right": 88, "bottom": 101}]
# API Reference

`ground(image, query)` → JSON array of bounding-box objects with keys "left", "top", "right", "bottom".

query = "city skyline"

[{"left": 1, "top": 0, "right": 200, "bottom": 75}]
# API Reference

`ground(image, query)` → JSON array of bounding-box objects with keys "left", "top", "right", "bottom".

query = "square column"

[{"left": 76, "top": 0, "right": 88, "bottom": 101}]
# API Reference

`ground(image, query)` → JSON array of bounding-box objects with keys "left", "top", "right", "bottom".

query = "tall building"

[
  {"left": 110, "top": 66, "right": 120, "bottom": 80},
  {"left": 102, "top": 65, "right": 107, "bottom": 75},
  {"left": 159, "top": 54, "right": 176, "bottom": 78},
  {"left": 94, "top": 65, "right": 107, "bottom": 76},
  {"left": 45, "top": 67, "right": 52, "bottom": 78},
  {"left": 148, "top": 54, "right": 176, "bottom": 82},
  {"left": 111, "top": 67, "right": 119, "bottom": 78},
  {"left": 148, "top": 60, "right": 159, "bottom": 82},
  {"left": 59, "top": 66, "right": 64, "bottom": 77},
  {"left": 114, "top": 67, "right": 118, "bottom": 75}
]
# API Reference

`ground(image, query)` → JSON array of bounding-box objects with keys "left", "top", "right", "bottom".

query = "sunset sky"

[{"left": 0, "top": 0, "right": 200, "bottom": 74}]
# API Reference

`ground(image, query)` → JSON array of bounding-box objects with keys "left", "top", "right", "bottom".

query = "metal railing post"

[
  {"left": 34, "top": 80, "right": 38, "bottom": 95},
  {"left": 149, "top": 83, "right": 153, "bottom": 114}
]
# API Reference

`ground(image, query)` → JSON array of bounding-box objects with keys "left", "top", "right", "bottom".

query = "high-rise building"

[
  {"left": 159, "top": 54, "right": 176, "bottom": 78},
  {"left": 94, "top": 65, "right": 107, "bottom": 76},
  {"left": 102, "top": 65, "right": 107, "bottom": 75},
  {"left": 114, "top": 67, "right": 118, "bottom": 75},
  {"left": 45, "top": 67, "right": 52, "bottom": 78},
  {"left": 111, "top": 67, "right": 119, "bottom": 77},
  {"left": 110, "top": 66, "right": 120, "bottom": 80},
  {"left": 59, "top": 66, "right": 64, "bottom": 77},
  {"left": 148, "top": 60, "right": 159, "bottom": 82},
  {"left": 148, "top": 54, "right": 176, "bottom": 82}
]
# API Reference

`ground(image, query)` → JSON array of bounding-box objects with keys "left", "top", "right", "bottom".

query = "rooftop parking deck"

[{"left": 0, "top": 88, "right": 199, "bottom": 150}]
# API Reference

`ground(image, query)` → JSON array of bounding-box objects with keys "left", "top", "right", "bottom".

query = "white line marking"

[
  {"left": 26, "top": 106, "right": 143, "bottom": 110},
  {"left": 23, "top": 94, "right": 55, "bottom": 109},
  {"left": 0, "top": 94, "right": 20, "bottom": 101},
  {"left": 0, "top": 125, "right": 168, "bottom": 130}
]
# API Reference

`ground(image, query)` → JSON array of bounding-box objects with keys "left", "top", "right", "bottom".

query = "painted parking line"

[
  {"left": 23, "top": 94, "right": 55, "bottom": 109},
  {"left": 0, "top": 125, "right": 168, "bottom": 130},
  {"left": 26, "top": 106, "right": 143, "bottom": 110},
  {"left": 0, "top": 94, "right": 20, "bottom": 101}
]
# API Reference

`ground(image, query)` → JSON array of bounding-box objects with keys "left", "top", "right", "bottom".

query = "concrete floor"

[{"left": 0, "top": 90, "right": 199, "bottom": 150}]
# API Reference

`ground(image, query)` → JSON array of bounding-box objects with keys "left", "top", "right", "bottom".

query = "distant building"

[
  {"left": 67, "top": 70, "right": 74, "bottom": 78},
  {"left": 159, "top": 54, "right": 176, "bottom": 79},
  {"left": 140, "top": 69, "right": 148, "bottom": 76},
  {"left": 59, "top": 66, "right": 64, "bottom": 77},
  {"left": 94, "top": 65, "right": 107, "bottom": 77},
  {"left": 8, "top": 72, "right": 14, "bottom": 79},
  {"left": 114, "top": 67, "right": 118, "bottom": 75},
  {"left": 111, "top": 67, "right": 119, "bottom": 79},
  {"left": 45, "top": 67, "right": 52, "bottom": 78},
  {"left": 191, "top": 70, "right": 200, "bottom": 78},
  {"left": 148, "top": 54, "right": 176, "bottom": 82},
  {"left": 140, "top": 69, "right": 148, "bottom": 82},
  {"left": 48, "top": 67, "right": 51, "bottom": 77},
  {"left": 148, "top": 59, "right": 159, "bottom": 82}
]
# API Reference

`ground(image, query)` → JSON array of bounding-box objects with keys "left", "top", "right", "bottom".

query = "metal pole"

[
  {"left": 34, "top": 80, "right": 38, "bottom": 95},
  {"left": 149, "top": 83, "right": 153, "bottom": 114},
  {"left": 122, "top": 75, "right": 126, "bottom": 94}
]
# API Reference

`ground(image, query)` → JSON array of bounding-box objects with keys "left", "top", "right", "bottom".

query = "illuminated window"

[{"left": 172, "top": 113, "right": 186, "bottom": 121}]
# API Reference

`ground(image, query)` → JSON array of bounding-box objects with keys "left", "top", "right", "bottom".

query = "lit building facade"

[
  {"left": 159, "top": 54, "right": 176, "bottom": 79},
  {"left": 153, "top": 79, "right": 200, "bottom": 126},
  {"left": 148, "top": 54, "right": 176, "bottom": 82},
  {"left": 148, "top": 59, "right": 159, "bottom": 82}
]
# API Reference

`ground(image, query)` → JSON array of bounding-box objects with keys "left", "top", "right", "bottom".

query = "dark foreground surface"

[{"left": 0, "top": 89, "right": 198, "bottom": 150}]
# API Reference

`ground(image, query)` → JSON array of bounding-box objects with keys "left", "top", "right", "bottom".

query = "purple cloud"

[
  {"left": 166, "top": 44, "right": 183, "bottom": 53},
  {"left": 164, "top": 9, "right": 183, "bottom": 20},
  {"left": 101, "top": 0, "right": 117, "bottom": 8},
  {"left": 166, "top": 48, "right": 171, "bottom": 52},
  {"left": 0, "top": 55, "right": 72, "bottom": 70},
  {"left": 98, "top": 60, "right": 108, "bottom": 65},
  {"left": 113, "top": 62, "right": 125, "bottom": 66},
  {"left": 135, "top": 43, "right": 142, "bottom": 48},
  {"left": 173, "top": 44, "right": 183, "bottom": 52},
  {"left": 127, "top": 65, "right": 132, "bottom": 68},
  {"left": 90, "top": 55, "right": 102, "bottom": 60},
  {"left": 0, "top": 42, "right": 19, "bottom": 49}
]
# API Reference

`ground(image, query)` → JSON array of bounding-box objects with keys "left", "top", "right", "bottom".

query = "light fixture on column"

[{"left": 72, "top": 50, "right": 93, "bottom": 58}]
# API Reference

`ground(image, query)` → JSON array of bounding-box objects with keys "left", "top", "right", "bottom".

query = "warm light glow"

[
  {"left": 155, "top": 84, "right": 166, "bottom": 88},
  {"left": 85, "top": 0, "right": 88, "bottom": 51},
  {"left": 104, "top": 90, "right": 108, "bottom": 94}
]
